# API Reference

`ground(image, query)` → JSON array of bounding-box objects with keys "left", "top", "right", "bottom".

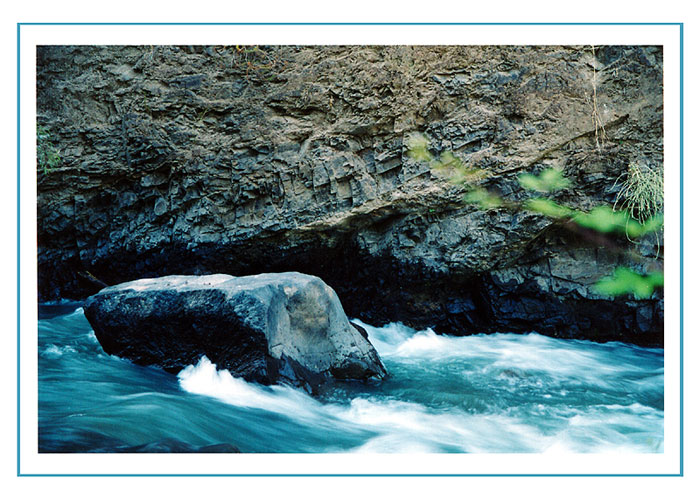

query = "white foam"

[
  {"left": 177, "top": 357, "right": 326, "bottom": 423},
  {"left": 40, "top": 344, "right": 77, "bottom": 358},
  {"left": 176, "top": 321, "right": 664, "bottom": 453},
  {"left": 351, "top": 320, "right": 416, "bottom": 355},
  {"left": 360, "top": 321, "right": 663, "bottom": 391},
  {"left": 350, "top": 434, "right": 442, "bottom": 453}
]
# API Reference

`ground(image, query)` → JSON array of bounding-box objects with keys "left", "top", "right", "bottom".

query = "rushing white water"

[
  {"left": 175, "top": 320, "right": 663, "bottom": 453},
  {"left": 39, "top": 307, "right": 663, "bottom": 453}
]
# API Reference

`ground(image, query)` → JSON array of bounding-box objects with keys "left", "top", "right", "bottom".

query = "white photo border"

[{"left": 18, "top": 22, "right": 683, "bottom": 476}]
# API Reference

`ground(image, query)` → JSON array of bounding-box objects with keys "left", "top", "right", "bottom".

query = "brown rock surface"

[{"left": 37, "top": 45, "right": 664, "bottom": 345}]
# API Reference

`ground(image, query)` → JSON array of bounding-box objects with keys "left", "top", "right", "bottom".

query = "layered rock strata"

[{"left": 38, "top": 45, "right": 664, "bottom": 345}]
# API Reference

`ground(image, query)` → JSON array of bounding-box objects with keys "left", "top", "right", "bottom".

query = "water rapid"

[{"left": 38, "top": 305, "right": 663, "bottom": 453}]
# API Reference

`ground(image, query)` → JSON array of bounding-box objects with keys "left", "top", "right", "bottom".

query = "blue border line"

[
  {"left": 18, "top": 22, "right": 683, "bottom": 26},
  {"left": 679, "top": 22, "right": 684, "bottom": 478},
  {"left": 14, "top": 473, "right": 686, "bottom": 477},
  {"left": 16, "top": 22, "right": 21, "bottom": 478},
  {"left": 18, "top": 21, "right": 683, "bottom": 478},
  {"left": 18, "top": 22, "right": 681, "bottom": 26}
]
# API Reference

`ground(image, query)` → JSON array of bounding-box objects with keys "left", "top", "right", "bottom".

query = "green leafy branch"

[
  {"left": 407, "top": 132, "right": 663, "bottom": 299},
  {"left": 593, "top": 267, "right": 664, "bottom": 299}
]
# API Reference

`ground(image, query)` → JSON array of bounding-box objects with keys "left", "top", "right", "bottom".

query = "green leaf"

[
  {"left": 524, "top": 198, "right": 573, "bottom": 218},
  {"left": 438, "top": 151, "right": 463, "bottom": 170},
  {"left": 635, "top": 213, "right": 664, "bottom": 237},
  {"left": 593, "top": 267, "right": 664, "bottom": 299},
  {"left": 573, "top": 206, "right": 630, "bottom": 233},
  {"left": 449, "top": 165, "right": 482, "bottom": 185},
  {"left": 464, "top": 188, "right": 501, "bottom": 209},
  {"left": 573, "top": 206, "right": 663, "bottom": 239},
  {"left": 406, "top": 133, "right": 432, "bottom": 162},
  {"left": 518, "top": 168, "right": 571, "bottom": 193}
]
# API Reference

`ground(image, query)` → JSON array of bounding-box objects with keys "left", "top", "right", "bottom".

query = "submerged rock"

[{"left": 83, "top": 272, "right": 386, "bottom": 392}]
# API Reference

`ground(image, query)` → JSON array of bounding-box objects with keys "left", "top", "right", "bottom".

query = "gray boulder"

[{"left": 83, "top": 272, "right": 386, "bottom": 392}]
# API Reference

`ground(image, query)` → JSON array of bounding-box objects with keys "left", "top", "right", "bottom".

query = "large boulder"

[{"left": 83, "top": 272, "right": 386, "bottom": 392}]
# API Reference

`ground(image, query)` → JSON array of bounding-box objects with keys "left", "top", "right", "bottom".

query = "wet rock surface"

[
  {"left": 38, "top": 45, "right": 663, "bottom": 346},
  {"left": 83, "top": 272, "right": 387, "bottom": 392}
]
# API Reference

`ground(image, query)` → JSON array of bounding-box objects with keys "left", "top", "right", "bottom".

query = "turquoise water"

[{"left": 39, "top": 305, "right": 663, "bottom": 453}]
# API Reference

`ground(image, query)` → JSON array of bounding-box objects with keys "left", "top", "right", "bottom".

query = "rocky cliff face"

[{"left": 37, "top": 45, "right": 664, "bottom": 345}]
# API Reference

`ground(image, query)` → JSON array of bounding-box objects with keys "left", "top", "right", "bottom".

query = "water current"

[{"left": 38, "top": 304, "right": 663, "bottom": 453}]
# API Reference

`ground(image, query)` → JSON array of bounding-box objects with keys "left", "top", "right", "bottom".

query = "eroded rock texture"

[{"left": 37, "top": 45, "right": 664, "bottom": 345}]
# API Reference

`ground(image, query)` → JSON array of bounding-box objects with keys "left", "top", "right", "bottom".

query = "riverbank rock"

[
  {"left": 83, "top": 272, "right": 387, "bottom": 392},
  {"left": 38, "top": 45, "right": 664, "bottom": 346}
]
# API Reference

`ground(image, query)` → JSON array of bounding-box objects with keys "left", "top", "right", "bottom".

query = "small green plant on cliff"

[
  {"left": 407, "top": 132, "right": 663, "bottom": 299},
  {"left": 613, "top": 162, "right": 664, "bottom": 238},
  {"left": 37, "top": 125, "right": 61, "bottom": 174}
]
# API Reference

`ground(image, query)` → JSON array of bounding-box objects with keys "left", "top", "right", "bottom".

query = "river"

[{"left": 38, "top": 304, "right": 663, "bottom": 453}]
